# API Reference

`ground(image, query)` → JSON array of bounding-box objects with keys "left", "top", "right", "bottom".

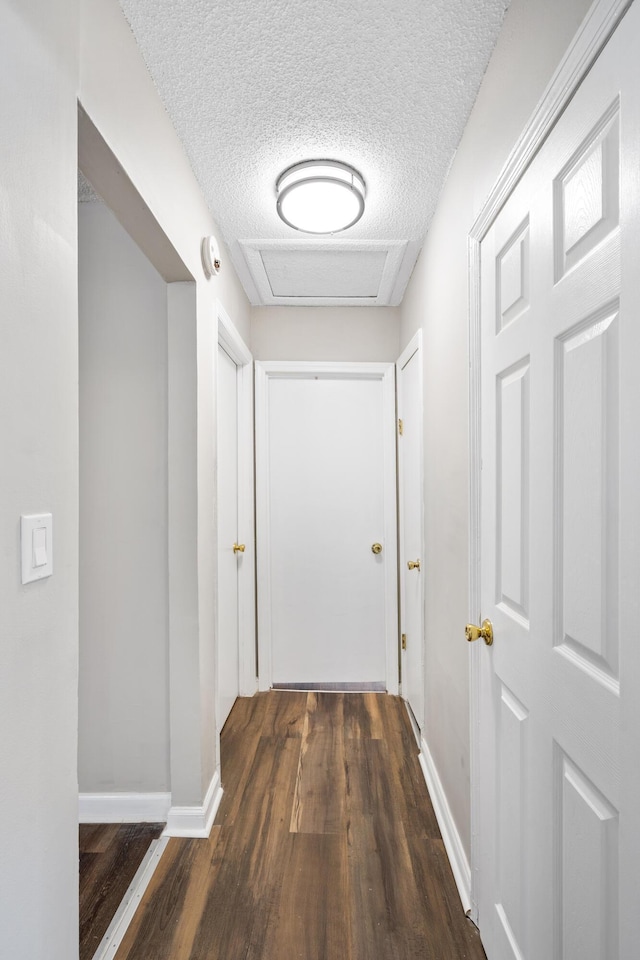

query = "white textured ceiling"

[
  {"left": 77, "top": 170, "right": 102, "bottom": 202},
  {"left": 118, "top": 0, "right": 509, "bottom": 305}
]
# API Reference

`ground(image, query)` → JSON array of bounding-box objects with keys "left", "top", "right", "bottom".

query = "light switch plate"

[{"left": 21, "top": 513, "right": 53, "bottom": 584}]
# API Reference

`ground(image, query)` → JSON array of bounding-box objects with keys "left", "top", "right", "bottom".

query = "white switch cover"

[{"left": 21, "top": 513, "right": 53, "bottom": 584}]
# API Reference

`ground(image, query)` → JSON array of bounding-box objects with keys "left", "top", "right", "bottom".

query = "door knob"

[
  {"left": 233, "top": 543, "right": 245, "bottom": 554},
  {"left": 371, "top": 543, "right": 383, "bottom": 555},
  {"left": 407, "top": 559, "right": 421, "bottom": 571},
  {"left": 465, "top": 619, "right": 493, "bottom": 646}
]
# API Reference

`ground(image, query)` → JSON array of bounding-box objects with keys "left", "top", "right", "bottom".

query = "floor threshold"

[
  {"left": 272, "top": 681, "right": 386, "bottom": 692},
  {"left": 90, "top": 835, "right": 170, "bottom": 960}
]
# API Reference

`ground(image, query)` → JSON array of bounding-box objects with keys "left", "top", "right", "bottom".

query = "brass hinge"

[
  {"left": 401, "top": 633, "right": 407, "bottom": 650},
  {"left": 398, "top": 418, "right": 404, "bottom": 436}
]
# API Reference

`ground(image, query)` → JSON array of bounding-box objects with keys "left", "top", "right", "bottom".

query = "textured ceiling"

[
  {"left": 118, "top": 0, "right": 509, "bottom": 304},
  {"left": 77, "top": 170, "right": 102, "bottom": 202}
]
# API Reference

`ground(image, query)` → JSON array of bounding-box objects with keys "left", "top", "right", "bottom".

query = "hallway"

[{"left": 115, "top": 692, "right": 485, "bottom": 959}]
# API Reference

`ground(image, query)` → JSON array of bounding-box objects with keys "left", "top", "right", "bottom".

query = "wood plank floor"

[
  {"left": 115, "top": 692, "right": 486, "bottom": 960},
  {"left": 79, "top": 822, "right": 164, "bottom": 960}
]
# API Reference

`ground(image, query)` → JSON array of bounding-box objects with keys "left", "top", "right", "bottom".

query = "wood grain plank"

[
  {"left": 80, "top": 824, "right": 163, "bottom": 960},
  {"left": 262, "top": 689, "right": 307, "bottom": 737},
  {"left": 78, "top": 852, "right": 99, "bottom": 915},
  {"left": 219, "top": 691, "right": 271, "bottom": 756},
  {"left": 305, "top": 690, "right": 345, "bottom": 733},
  {"left": 378, "top": 696, "right": 442, "bottom": 839},
  {"left": 405, "top": 837, "right": 486, "bottom": 959},
  {"left": 347, "top": 816, "right": 436, "bottom": 959},
  {"left": 290, "top": 694, "right": 346, "bottom": 834},
  {"left": 262, "top": 833, "right": 352, "bottom": 960},
  {"left": 116, "top": 829, "right": 221, "bottom": 960},
  {"left": 79, "top": 823, "right": 121, "bottom": 854},
  {"left": 345, "top": 737, "right": 437, "bottom": 958},
  {"left": 216, "top": 693, "right": 273, "bottom": 826},
  {"left": 344, "top": 691, "right": 385, "bottom": 739},
  {"left": 189, "top": 736, "right": 301, "bottom": 959}
]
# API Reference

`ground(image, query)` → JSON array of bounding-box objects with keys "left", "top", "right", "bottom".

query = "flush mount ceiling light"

[{"left": 276, "top": 160, "right": 366, "bottom": 235}]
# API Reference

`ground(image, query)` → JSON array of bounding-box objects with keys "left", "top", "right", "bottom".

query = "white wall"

[
  {"left": 399, "top": 0, "right": 593, "bottom": 861},
  {"left": 80, "top": 0, "right": 252, "bottom": 807},
  {"left": 1, "top": 0, "right": 252, "bottom": 954},
  {"left": 78, "top": 201, "right": 170, "bottom": 794},
  {"left": 251, "top": 306, "right": 400, "bottom": 361},
  {"left": 0, "top": 2, "right": 79, "bottom": 958}
]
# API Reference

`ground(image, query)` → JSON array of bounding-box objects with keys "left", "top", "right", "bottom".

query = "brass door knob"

[
  {"left": 465, "top": 619, "right": 493, "bottom": 646},
  {"left": 233, "top": 543, "right": 245, "bottom": 554},
  {"left": 407, "top": 559, "right": 421, "bottom": 571},
  {"left": 371, "top": 543, "right": 383, "bottom": 555}
]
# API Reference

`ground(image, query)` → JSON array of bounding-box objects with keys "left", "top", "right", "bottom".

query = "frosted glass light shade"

[{"left": 276, "top": 160, "right": 366, "bottom": 234}]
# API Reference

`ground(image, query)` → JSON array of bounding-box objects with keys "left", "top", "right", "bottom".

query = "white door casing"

[
  {"left": 255, "top": 361, "right": 398, "bottom": 692},
  {"left": 216, "top": 303, "right": 256, "bottom": 723},
  {"left": 397, "top": 331, "right": 425, "bottom": 728},
  {"left": 469, "top": 3, "right": 640, "bottom": 958},
  {"left": 217, "top": 343, "right": 240, "bottom": 730}
]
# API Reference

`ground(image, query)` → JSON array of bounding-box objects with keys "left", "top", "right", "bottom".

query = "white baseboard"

[
  {"left": 79, "top": 791, "right": 172, "bottom": 824},
  {"left": 419, "top": 736, "right": 472, "bottom": 914},
  {"left": 163, "top": 769, "right": 223, "bottom": 838}
]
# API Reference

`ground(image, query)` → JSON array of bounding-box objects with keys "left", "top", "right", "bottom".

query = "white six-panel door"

[
  {"left": 476, "top": 6, "right": 640, "bottom": 957},
  {"left": 256, "top": 362, "right": 398, "bottom": 691}
]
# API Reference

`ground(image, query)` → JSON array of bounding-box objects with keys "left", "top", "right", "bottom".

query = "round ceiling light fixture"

[{"left": 276, "top": 159, "right": 366, "bottom": 235}]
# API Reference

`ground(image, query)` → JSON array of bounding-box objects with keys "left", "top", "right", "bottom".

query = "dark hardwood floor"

[
  {"left": 116, "top": 692, "right": 486, "bottom": 960},
  {"left": 79, "top": 821, "right": 164, "bottom": 960}
]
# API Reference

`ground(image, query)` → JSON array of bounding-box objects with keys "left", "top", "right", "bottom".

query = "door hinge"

[
  {"left": 401, "top": 633, "right": 407, "bottom": 650},
  {"left": 398, "top": 418, "right": 404, "bottom": 436}
]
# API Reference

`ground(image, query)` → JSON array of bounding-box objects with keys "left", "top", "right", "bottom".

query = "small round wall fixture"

[
  {"left": 276, "top": 160, "right": 366, "bottom": 235},
  {"left": 201, "top": 235, "right": 221, "bottom": 278}
]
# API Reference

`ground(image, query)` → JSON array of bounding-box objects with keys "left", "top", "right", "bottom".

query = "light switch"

[
  {"left": 33, "top": 526, "right": 47, "bottom": 567},
  {"left": 21, "top": 513, "right": 53, "bottom": 584}
]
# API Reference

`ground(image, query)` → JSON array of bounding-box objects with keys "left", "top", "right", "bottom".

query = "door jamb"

[
  {"left": 255, "top": 360, "right": 399, "bottom": 694},
  {"left": 216, "top": 301, "right": 257, "bottom": 700},
  {"left": 467, "top": 0, "right": 632, "bottom": 924},
  {"left": 396, "top": 330, "right": 425, "bottom": 727}
]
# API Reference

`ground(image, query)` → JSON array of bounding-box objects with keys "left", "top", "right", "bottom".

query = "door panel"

[
  {"left": 557, "top": 749, "right": 618, "bottom": 959},
  {"left": 256, "top": 364, "right": 397, "bottom": 688},
  {"left": 496, "top": 359, "right": 530, "bottom": 624},
  {"left": 557, "top": 306, "right": 619, "bottom": 680},
  {"left": 477, "top": 10, "right": 639, "bottom": 958},
  {"left": 217, "top": 344, "right": 239, "bottom": 728},
  {"left": 397, "top": 335, "right": 425, "bottom": 727}
]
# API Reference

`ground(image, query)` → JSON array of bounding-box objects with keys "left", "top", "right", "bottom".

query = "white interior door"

[
  {"left": 256, "top": 362, "right": 397, "bottom": 690},
  {"left": 475, "top": 9, "right": 640, "bottom": 958},
  {"left": 217, "top": 343, "right": 240, "bottom": 728},
  {"left": 397, "top": 332, "right": 425, "bottom": 728}
]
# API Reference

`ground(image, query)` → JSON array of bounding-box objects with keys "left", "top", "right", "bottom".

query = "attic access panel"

[
  {"left": 238, "top": 239, "right": 409, "bottom": 306},
  {"left": 261, "top": 248, "right": 386, "bottom": 298}
]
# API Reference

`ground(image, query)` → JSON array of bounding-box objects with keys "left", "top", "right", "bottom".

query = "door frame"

[
  {"left": 467, "top": 0, "right": 631, "bottom": 924},
  {"left": 255, "top": 360, "right": 399, "bottom": 694},
  {"left": 396, "top": 330, "right": 425, "bottom": 726},
  {"left": 216, "top": 301, "right": 257, "bottom": 699}
]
